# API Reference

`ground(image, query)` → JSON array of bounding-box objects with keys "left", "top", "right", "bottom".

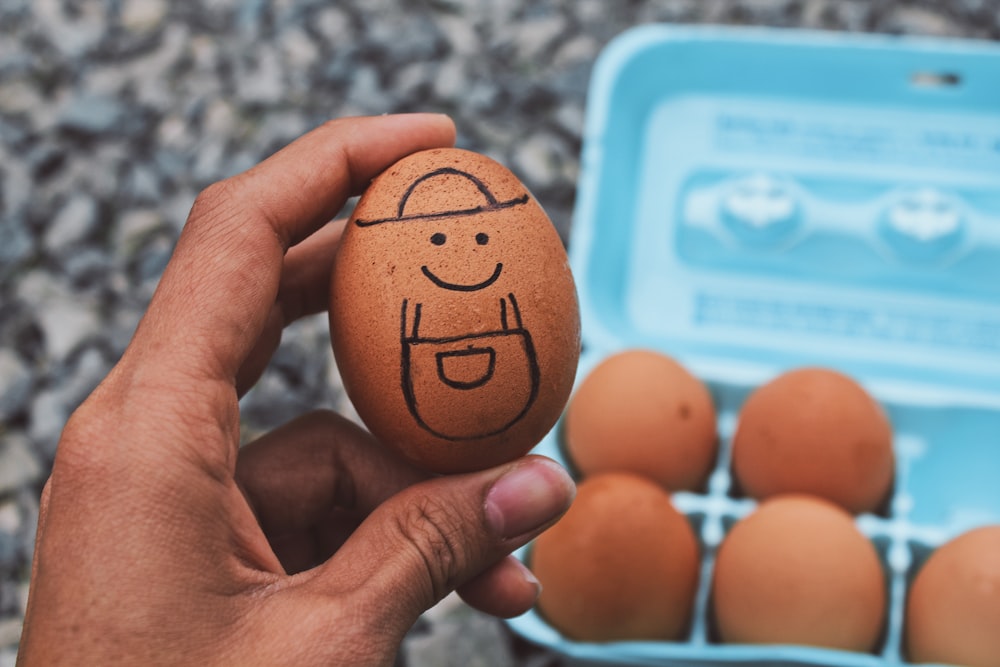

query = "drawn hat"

[{"left": 355, "top": 167, "right": 528, "bottom": 227}]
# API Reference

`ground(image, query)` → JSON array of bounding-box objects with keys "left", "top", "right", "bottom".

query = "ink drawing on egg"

[
  {"left": 331, "top": 148, "right": 580, "bottom": 473},
  {"left": 355, "top": 167, "right": 540, "bottom": 440}
]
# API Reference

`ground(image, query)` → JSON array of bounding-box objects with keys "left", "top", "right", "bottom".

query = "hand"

[{"left": 17, "top": 114, "right": 576, "bottom": 666}]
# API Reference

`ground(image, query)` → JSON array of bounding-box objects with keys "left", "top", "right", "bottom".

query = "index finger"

[{"left": 130, "top": 114, "right": 455, "bottom": 385}]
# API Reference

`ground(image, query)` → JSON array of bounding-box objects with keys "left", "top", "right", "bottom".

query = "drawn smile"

[{"left": 421, "top": 263, "right": 503, "bottom": 292}]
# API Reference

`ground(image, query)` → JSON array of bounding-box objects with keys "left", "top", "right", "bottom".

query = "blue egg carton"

[{"left": 509, "top": 25, "right": 1000, "bottom": 667}]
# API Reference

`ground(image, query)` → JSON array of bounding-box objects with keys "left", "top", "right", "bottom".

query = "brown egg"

[
  {"left": 329, "top": 148, "right": 580, "bottom": 473},
  {"left": 531, "top": 472, "right": 700, "bottom": 642},
  {"left": 905, "top": 525, "right": 1000, "bottom": 667},
  {"left": 732, "top": 367, "right": 894, "bottom": 514},
  {"left": 563, "top": 349, "right": 717, "bottom": 491},
  {"left": 712, "top": 494, "right": 886, "bottom": 651}
]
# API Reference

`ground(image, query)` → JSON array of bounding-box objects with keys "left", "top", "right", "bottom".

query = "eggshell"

[
  {"left": 905, "top": 525, "right": 1000, "bottom": 667},
  {"left": 531, "top": 472, "right": 700, "bottom": 642},
  {"left": 731, "top": 367, "right": 894, "bottom": 514},
  {"left": 564, "top": 349, "right": 718, "bottom": 491},
  {"left": 329, "top": 148, "right": 580, "bottom": 473},
  {"left": 711, "top": 494, "right": 886, "bottom": 651}
]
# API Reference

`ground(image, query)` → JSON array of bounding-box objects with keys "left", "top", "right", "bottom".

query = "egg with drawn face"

[{"left": 329, "top": 148, "right": 581, "bottom": 473}]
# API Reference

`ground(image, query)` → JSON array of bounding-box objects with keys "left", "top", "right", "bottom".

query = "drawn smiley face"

[
  {"left": 356, "top": 166, "right": 527, "bottom": 294},
  {"left": 421, "top": 228, "right": 502, "bottom": 292}
]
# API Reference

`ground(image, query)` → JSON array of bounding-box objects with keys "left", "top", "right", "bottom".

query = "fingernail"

[
  {"left": 511, "top": 557, "right": 543, "bottom": 600},
  {"left": 485, "top": 458, "right": 575, "bottom": 540}
]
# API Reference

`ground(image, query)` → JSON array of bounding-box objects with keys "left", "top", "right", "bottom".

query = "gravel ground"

[{"left": 1, "top": 1, "right": 998, "bottom": 664}]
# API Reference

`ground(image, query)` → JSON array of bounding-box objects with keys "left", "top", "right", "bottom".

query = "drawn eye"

[
  {"left": 476, "top": 232, "right": 489, "bottom": 245},
  {"left": 431, "top": 233, "right": 446, "bottom": 246}
]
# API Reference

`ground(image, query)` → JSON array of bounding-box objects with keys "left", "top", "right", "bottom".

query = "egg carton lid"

[{"left": 568, "top": 24, "right": 1000, "bottom": 408}]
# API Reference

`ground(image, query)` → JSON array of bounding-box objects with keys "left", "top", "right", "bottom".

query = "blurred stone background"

[{"left": 0, "top": 0, "right": 997, "bottom": 664}]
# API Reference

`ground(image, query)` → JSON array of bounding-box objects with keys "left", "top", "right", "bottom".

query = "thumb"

[{"left": 313, "top": 455, "right": 574, "bottom": 638}]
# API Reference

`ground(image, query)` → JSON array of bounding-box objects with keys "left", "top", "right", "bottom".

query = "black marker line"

[
  {"left": 400, "top": 299, "right": 408, "bottom": 342},
  {"left": 402, "top": 328, "right": 529, "bottom": 345},
  {"left": 421, "top": 263, "right": 502, "bottom": 292},
  {"left": 412, "top": 302, "right": 422, "bottom": 339},
  {"left": 508, "top": 292, "right": 522, "bottom": 328},
  {"left": 435, "top": 346, "right": 496, "bottom": 390},
  {"left": 356, "top": 198, "right": 528, "bottom": 226},
  {"left": 400, "top": 168, "right": 499, "bottom": 214},
  {"left": 400, "top": 330, "right": 540, "bottom": 441},
  {"left": 500, "top": 298, "right": 508, "bottom": 330},
  {"left": 355, "top": 167, "right": 529, "bottom": 227}
]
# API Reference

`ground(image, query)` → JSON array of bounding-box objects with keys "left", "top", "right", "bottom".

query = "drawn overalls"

[{"left": 400, "top": 294, "right": 539, "bottom": 440}]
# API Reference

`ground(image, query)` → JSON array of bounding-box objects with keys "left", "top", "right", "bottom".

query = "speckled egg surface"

[
  {"left": 531, "top": 472, "right": 700, "bottom": 642},
  {"left": 731, "top": 367, "right": 895, "bottom": 514},
  {"left": 905, "top": 525, "right": 1000, "bottom": 667},
  {"left": 564, "top": 348, "right": 718, "bottom": 492},
  {"left": 329, "top": 148, "right": 581, "bottom": 473},
  {"left": 711, "top": 494, "right": 887, "bottom": 652}
]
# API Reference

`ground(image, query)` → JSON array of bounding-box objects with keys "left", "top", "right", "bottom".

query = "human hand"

[{"left": 17, "top": 114, "right": 576, "bottom": 666}]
